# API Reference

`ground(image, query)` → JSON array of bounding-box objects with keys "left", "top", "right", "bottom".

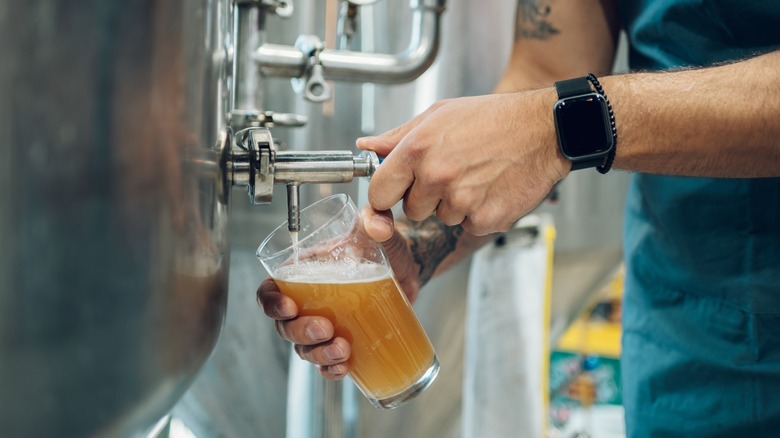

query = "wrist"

[{"left": 536, "top": 87, "right": 572, "bottom": 182}]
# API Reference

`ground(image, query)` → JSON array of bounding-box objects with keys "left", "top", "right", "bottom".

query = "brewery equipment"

[
  {"left": 226, "top": 0, "right": 445, "bottom": 233},
  {"left": 0, "top": 2, "right": 234, "bottom": 435},
  {"left": 225, "top": 127, "right": 378, "bottom": 232}
]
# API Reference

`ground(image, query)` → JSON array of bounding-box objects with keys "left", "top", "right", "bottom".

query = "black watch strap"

[
  {"left": 555, "top": 77, "right": 592, "bottom": 99},
  {"left": 554, "top": 77, "right": 611, "bottom": 171},
  {"left": 569, "top": 156, "right": 607, "bottom": 170}
]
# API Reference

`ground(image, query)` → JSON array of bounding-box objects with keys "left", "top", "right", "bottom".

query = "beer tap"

[
  {"left": 228, "top": 127, "right": 379, "bottom": 232},
  {"left": 224, "top": 0, "right": 447, "bottom": 232}
]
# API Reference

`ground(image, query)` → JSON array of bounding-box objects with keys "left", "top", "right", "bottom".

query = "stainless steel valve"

[{"left": 228, "top": 127, "right": 378, "bottom": 231}]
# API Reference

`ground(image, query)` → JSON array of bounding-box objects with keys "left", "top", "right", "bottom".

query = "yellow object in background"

[
  {"left": 557, "top": 266, "right": 624, "bottom": 359},
  {"left": 557, "top": 319, "right": 622, "bottom": 358},
  {"left": 549, "top": 266, "right": 626, "bottom": 436}
]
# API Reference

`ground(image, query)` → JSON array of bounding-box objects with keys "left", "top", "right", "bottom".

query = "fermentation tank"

[{"left": 0, "top": 1, "right": 233, "bottom": 436}]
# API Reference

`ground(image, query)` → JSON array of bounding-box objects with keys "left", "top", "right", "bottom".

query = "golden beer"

[
  {"left": 258, "top": 194, "right": 439, "bottom": 408},
  {"left": 274, "top": 261, "right": 437, "bottom": 402}
]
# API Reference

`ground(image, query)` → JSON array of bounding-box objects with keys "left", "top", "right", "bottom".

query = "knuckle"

[
  {"left": 276, "top": 317, "right": 313, "bottom": 344},
  {"left": 256, "top": 280, "right": 277, "bottom": 311},
  {"left": 425, "top": 166, "right": 458, "bottom": 187},
  {"left": 447, "top": 194, "right": 472, "bottom": 214},
  {"left": 404, "top": 138, "right": 427, "bottom": 162},
  {"left": 275, "top": 319, "right": 291, "bottom": 341},
  {"left": 461, "top": 219, "right": 477, "bottom": 235},
  {"left": 435, "top": 202, "right": 463, "bottom": 226},
  {"left": 318, "top": 364, "right": 348, "bottom": 381},
  {"left": 295, "top": 340, "right": 349, "bottom": 367},
  {"left": 439, "top": 213, "right": 464, "bottom": 227},
  {"left": 295, "top": 344, "right": 318, "bottom": 363},
  {"left": 463, "top": 212, "right": 496, "bottom": 236},
  {"left": 440, "top": 217, "right": 461, "bottom": 226},
  {"left": 403, "top": 200, "right": 433, "bottom": 222},
  {"left": 325, "top": 363, "right": 349, "bottom": 379},
  {"left": 402, "top": 195, "right": 419, "bottom": 215}
]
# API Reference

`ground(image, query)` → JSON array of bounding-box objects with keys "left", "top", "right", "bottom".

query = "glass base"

[{"left": 367, "top": 355, "right": 440, "bottom": 410}]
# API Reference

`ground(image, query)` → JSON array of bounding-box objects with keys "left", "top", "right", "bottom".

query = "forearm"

[
  {"left": 604, "top": 50, "right": 780, "bottom": 177},
  {"left": 395, "top": 217, "right": 492, "bottom": 288}
]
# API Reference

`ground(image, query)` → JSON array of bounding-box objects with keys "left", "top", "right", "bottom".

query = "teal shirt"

[{"left": 618, "top": 1, "right": 780, "bottom": 436}]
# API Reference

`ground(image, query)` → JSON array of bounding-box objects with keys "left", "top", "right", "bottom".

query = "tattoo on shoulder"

[
  {"left": 399, "top": 217, "right": 464, "bottom": 287},
  {"left": 516, "top": 0, "right": 559, "bottom": 40}
]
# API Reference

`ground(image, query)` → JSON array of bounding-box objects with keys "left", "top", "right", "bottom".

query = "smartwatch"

[{"left": 553, "top": 76, "right": 615, "bottom": 171}]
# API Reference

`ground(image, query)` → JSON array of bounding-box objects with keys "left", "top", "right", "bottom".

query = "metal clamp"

[
  {"left": 291, "top": 35, "right": 332, "bottom": 102},
  {"left": 231, "top": 128, "right": 275, "bottom": 205},
  {"left": 231, "top": 110, "right": 308, "bottom": 130}
]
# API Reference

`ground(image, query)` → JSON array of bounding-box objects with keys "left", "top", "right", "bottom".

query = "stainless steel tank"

[{"left": 0, "top": 1, "right": 232, "bottom": 436}]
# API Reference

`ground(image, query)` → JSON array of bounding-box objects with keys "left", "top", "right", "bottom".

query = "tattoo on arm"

[
  {"left": 399, "top": 217, "right": 464, "bottom": 287},
  {"left": 516, "top": 0, "right": 559, "bottom": 40}
]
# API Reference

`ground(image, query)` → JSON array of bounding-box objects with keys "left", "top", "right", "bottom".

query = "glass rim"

[{"left": 256, "top": 193, "right": 353, "bottom": 262}]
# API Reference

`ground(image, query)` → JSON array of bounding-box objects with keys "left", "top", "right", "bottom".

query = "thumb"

[
  {"left": 361, "top": 206, "right": 395, "bottom": 243},
  {"left": 362, "top": 208, "right": 420, "bottom": 303}
]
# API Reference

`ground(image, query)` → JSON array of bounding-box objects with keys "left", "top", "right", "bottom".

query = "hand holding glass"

[{"left": 256, "top": 194, "right": 439, "bottom": 409}]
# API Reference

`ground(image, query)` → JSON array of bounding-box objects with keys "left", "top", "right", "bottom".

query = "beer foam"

[{"left": 274, "top": 260, "right": 391, "bottom": 283}]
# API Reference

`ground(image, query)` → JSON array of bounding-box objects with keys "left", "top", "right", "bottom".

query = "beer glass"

[{"left": 256, "top": 194, "right": 439, "bottom": 409}]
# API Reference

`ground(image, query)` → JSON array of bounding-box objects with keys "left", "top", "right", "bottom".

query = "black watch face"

[{"left": 554, "top": 93, "right": 614, "bottom": 159}]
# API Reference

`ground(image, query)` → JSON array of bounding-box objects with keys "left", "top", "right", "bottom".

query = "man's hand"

[
  {"left": 256, "top": 208, "right": 422, "bottom": 380},
  {"left": 257, "top": 277, "right": 351, "bottom": 380},
  {"left": 358, "top": 89, "right": 570, "bottom": 236}
]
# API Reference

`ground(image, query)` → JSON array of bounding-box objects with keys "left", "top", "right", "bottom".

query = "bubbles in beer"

[{"left": 274, "top": 260, "right": 390, "bottom": 283}]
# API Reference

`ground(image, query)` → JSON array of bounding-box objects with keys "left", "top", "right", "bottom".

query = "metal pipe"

[
  {"left": 234, "top": 3, "right": 265, "bottom": 112},
  {"left": 286, "top": 183, "right": 301, "bottom": 232},
  {"left": 254, "top": 0, "right": 446, "bottom": 84},
  {"left": 273, "top": 150, "right": 378, "bottom": 232},
  {"left": 274, "top": 151, "right": 360, "bottom": 184}
]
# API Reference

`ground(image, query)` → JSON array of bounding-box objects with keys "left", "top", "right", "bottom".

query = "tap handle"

[{"left": 354, "top": 150, "right": 379, "bottom": 179}]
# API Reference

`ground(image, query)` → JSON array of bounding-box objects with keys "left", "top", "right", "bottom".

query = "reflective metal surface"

[
  {"left": 228, "top": 127, "right": 379, "bottom": 231},
  {"left": 0, "top": 1, "right": 232, "bottom": 436},
  {"left": 255, "top": 0, "right": 446, "bottom": 84}
]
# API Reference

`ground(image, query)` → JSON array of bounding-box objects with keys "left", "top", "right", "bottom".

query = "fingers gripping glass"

[{"left": 256, "top": 194, "right": 439, "bottom": 409}]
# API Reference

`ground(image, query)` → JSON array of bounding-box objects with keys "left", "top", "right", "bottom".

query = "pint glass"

[{"left": 256, "top": 194, "right": 439, "bottom": 409}]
